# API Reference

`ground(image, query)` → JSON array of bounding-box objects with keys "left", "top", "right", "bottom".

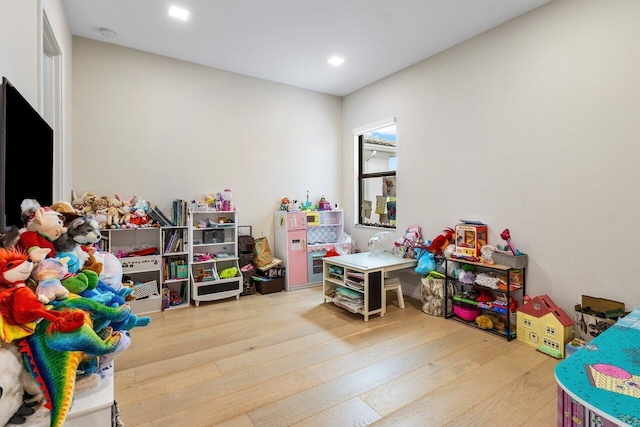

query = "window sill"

[{"left": 354, "top": 224, "right": 396, "bottom": 230}]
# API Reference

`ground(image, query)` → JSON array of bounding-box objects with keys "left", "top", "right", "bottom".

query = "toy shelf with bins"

[
  {"left": 444, "top": 257, "right": 526, "bottom": 341},
  {"left": 161, "top": 225, "right": 190, "bottom": 309},
  {"left": 100, "top": 227, "right": 162, "bottom": 315},
  {"left": 188, "top": 210, "right": 242, "bottom": 306}
]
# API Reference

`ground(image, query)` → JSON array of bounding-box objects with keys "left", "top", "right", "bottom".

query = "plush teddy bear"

[
  {"left": 82, "top": 192, "right": 97, "bottom": 215},
  {"left": 475, "top": 314, "right": 494, "bottom": 330},
  {"left": 106, "top": 197, "right": 123, "bottom": 229},
  {"left": 16, "top": 205, "right": 67, "bottom": 263},
  {"left": 475, "top": 314, "right": 506, "bottom": 331},
  {"left": 91, "top": 197, "right": 109, "bottom": 229}
]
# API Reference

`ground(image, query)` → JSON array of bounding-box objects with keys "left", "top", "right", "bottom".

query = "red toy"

[
  {"left": 426, "top": 228, "right": 455, "bottom": 255},
  {"left": 500, "top": 229, "right": 518, "bottom": 255},
  {"left": 0, "top": 248, "right": 83, "bottom": 343}
]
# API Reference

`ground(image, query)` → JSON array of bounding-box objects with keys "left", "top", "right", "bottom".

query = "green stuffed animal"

[{"left": 219, "top": 267, "right": 238, "bottom": 279}]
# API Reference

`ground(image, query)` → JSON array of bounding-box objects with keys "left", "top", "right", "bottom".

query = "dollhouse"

[{"left": 516, "top": 294, "right": 574, "bottom": 359}]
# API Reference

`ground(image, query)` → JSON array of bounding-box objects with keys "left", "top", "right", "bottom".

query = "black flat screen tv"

[{"left": 0, "top": 77, "right": 54, "bottom": 232}]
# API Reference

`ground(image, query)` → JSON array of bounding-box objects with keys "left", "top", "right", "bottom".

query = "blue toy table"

[{"left": 555, "top": 307, "right": 640, "bottom": 426}]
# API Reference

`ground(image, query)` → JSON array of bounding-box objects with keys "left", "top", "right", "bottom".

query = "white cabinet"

[
  {"left": 100, "top": 227, "right": 163, "bottom": 314},
  {"left": 188, "top": 210, "right": 242, "bottom": 306}
]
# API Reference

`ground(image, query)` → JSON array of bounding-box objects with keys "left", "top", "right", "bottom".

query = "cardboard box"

[{"left": 574, "top": 295, "right": 625, "bottom": 342}]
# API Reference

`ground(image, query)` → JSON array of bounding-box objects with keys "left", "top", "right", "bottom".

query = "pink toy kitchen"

[{"left": 274, "top": 210, "right": 344, "bottom": 291}]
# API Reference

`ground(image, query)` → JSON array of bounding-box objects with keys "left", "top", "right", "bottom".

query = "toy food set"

[
  {"left": 454, "top": 222, "right": 487, "bottom": 258},
  {"left": 574, "top": 295, "right": 625, "bottom": 342},
  {"left": 565, "top": 338, "right": 586, "bottom": 357}
]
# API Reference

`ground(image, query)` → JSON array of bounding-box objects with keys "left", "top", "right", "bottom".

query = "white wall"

[
  {"left": 0, "top": 0, "right": 73, "bottom": 200},
  {"left": 0, "top": 1, "right": 39, "bottom": 102},
  {"left": 72, "top": 37, "right": 342, "bottom": 244},
  {"left": 342, "top": 0, "right": 640, "bottom": 314}
]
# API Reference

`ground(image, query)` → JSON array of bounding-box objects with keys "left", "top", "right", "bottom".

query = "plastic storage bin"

[{"left": 453, "top": 303, "right": 481, "bottom": 322}]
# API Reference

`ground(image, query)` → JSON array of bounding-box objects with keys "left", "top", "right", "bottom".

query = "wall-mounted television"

[{"left": 0, "top": 77, "right": 54, "bottom": 232}]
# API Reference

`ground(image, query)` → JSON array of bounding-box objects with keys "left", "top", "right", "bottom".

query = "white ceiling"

[{"left": 62, "top": 0, "right": 552, "bottom": 97}]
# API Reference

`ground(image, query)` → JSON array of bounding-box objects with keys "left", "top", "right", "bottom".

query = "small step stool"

[{"left": 384, "top": 277, "right": 405, "bottom": 311}]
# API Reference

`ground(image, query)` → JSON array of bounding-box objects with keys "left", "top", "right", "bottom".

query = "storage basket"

[
  {"left": 239, "top": 252, "right": 254, "bottom": 268},
  {"left": 238, "top": 225, "right": 254, "bottom": 254},
  {"left": 258, "top": 266, "right": 285, "bottom": 278},
  {"left": 421, "top": 277, "right": 455, "bottom": 317},
  {"left": 134, "top": 280, "right": 159, "bottom": 299},
  {"left": 453, "top": 303, "right": 480, "bottom": 322},
  {"left": 492, "top": 252, "right": 528, "bottom": 268},
  {"left": 252, "top": 277, "right": 284, "bottom": 294}
]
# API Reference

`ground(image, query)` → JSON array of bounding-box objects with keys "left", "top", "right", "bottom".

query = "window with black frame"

[{"left": 357, "top": 124, "right": 396, "bottom": 228}]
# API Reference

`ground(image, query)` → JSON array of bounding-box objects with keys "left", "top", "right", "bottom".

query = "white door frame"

[{"left": 40, "top": 8, "right": 64, "bottom": 202}]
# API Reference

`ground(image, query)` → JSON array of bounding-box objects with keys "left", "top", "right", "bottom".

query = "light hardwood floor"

[{"left": 114, "top": 287, "right": 559, "bottom": 426}]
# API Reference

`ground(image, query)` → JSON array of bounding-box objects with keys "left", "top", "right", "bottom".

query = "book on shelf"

[
  {"left": 154, "top": 205, "right": 174, "bottom": 226},
  {"left": 176, "top": 264, "right": 188, "bottom": 279},
  {"left": 149, "top": 209, "right": 168, "bottom": 227},
  {"left": 171, "top": 199, "right": 189, "bottom": 226},
  {"left": 163, "top": 258, "right": 188, "bottom": 280}
]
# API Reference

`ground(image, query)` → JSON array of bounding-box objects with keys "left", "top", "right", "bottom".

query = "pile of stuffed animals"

[
  {"left": 70, "top": 191, "right": 154, "bottom": 229},
  {"left": 0, "top": 198, "right": 151, "bottom": 427}
]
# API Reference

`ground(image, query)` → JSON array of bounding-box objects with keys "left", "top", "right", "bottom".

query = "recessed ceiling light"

[
  {"left": 328, "top": 56, "right": 345, "bottom": 66},
  {"left": 169, "top": 5, "right": 190, "bottom": 20}
]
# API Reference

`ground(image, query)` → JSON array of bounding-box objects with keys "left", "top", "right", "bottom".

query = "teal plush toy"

[{"left": 414, "top": 247, "right": 436, "bottom": 276}]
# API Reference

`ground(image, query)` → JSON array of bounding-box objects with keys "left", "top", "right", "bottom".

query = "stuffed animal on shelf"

[
  {"left": 106, "top": 197, "right": 123, "bottom": 229},
  {"left": 115, "top": 194, "right": 137, "bottom": 228},
  {"left": 219, "top": 267, "right": 238, "bottom": 279},
  {"left": 81, "top": 192, "right": 97, "bottom": 215},
  {"left": 91, "top": 197, "right": 109, "bottom": 229},
  {"left": 128, "top": 207, "right": 149, "bottom": 228},
  {"left": 70, "top": 190, "right": 87, "bottom": 215},
  {"left": 16, "top": 204, "right": 68, "bottom": 263},
  {"left": 129, "top": 200, "right": 151, "bottom": 228}
]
